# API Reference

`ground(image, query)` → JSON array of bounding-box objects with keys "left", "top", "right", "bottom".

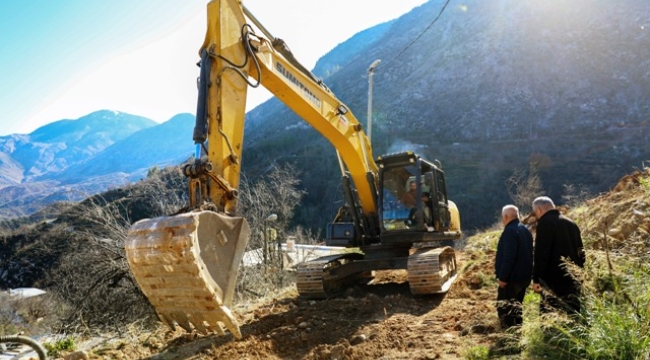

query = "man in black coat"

[
  {"left": 495, "top": 205, "right": 534, "bottom": 329},
  {"left": 531, "top": 196, "right": 585, "bottom": 314}
]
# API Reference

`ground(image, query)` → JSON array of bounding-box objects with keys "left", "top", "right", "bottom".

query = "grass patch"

[
  {"left": 43, "top": 336, "right": 76, "bottom": 358},
  {"left": 521, "top": 252, "right": 650, "bottom": 359},
  {"left": 639, "top": 176, "right": 650, "bottom": 194},
  {"left": 464, "top": 345, "right": 490, "bottom": 360}
]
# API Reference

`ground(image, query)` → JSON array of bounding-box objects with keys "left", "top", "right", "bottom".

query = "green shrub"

[
  {"left": 43, "top": 336, "right": 76, "bottom": 357},
  {"left": 639, "top": 175, "right": 650, "bottom": 193},
  {"left": 464, "top": 345, "right": 490, "bottom": 360}
]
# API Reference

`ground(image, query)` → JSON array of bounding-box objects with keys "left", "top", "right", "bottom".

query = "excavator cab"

[
  {"left": 377, "top": 152, "right": 460, "bottom": 247},
  {"left": 308, "top": 152, "right": 461, "bottom": 298},
  {"left": 326, "top": 152, "right": 460, "bottom": 247}
]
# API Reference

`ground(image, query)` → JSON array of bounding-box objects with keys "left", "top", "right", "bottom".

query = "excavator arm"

[
  {"left": 125, "top": 0, "right": 379, "bottom": 339},
  {"left": 193, "top": 0, "right": 378, "bottom": 216}
]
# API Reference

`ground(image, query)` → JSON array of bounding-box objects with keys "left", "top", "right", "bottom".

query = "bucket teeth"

[{"left": 125, "top": 211, "right": 250, "bottom": 339}]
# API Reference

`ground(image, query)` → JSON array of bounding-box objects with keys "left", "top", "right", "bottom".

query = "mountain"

[
  {"left": 0, "top": 111, "right": 155, "bottom": 183},
  {"left": 241, "top": 0, "right": 650, "bottom": 229},
  {"left": 1, "top": 0, "right": 650, "bottom": 230},
  {"left": 50, "top": 113, "right": 195, "bottom": 183},
  {"left": 0, "top": 111, "right": 156, "bottom": 217}
]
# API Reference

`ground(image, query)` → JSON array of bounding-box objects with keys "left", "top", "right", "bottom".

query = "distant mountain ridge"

[
  {"left": 48, "top": 113, "right": 195, "bottom": 183},
  {"left": 0, "top": 111, "right": 158, "bottom": 216},
  {"left": 0, "top": 111, "right": 155, "bottom": 182},
  {"left": 1, "top": 0, "right": 649, "bottom": 229}
]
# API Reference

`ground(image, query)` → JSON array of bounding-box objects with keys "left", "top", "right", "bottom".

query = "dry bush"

[
  {"left": 234, "top": 164, "right": 306, "bottom": 301},
  {"left": 46, "top": 168, "right": 188, "bottom": 333},
  {"left": 505, "top": 167, "right": 543, "bottom": 214},
  {"left": 0, "top": 292, "right": 64, "bottom": 336},
  {"left": 48, "top": 197, "right": 156, "bottom": 333},
  {"left": 0, "top": 293, "right": 21, "bottom": 335},
  {"left": 562, "top": 183, "right": 591, "bottom": 208}
]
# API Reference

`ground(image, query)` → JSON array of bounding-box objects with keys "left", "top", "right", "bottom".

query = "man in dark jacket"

[
  {"left": 531, "top": 196, "right": 585, "bottom": 314},
  {"left": 495, "top": 205, "right": 534, "bottom": 329}
]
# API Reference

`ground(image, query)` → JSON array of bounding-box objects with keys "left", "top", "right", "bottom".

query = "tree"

[
  {"left": 505, "top": 164, "right": 543, "bottom": 215},
  {"left": 235, "top": 163, "right": 306, "bottom": 298}
]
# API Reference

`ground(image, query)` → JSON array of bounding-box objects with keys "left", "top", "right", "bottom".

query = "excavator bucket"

[{"left": 125, "top": 210, "right": 250, "bottom": 338}]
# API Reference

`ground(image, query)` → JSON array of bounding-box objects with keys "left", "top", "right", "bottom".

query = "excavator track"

[
  {"left": 296, "top": 253, "right": 363, "bottom": 298},
  {"left": 125, "top": 211, "right": 250, "bottom": 339},
  {"left": 407, "top": 246, "right": 457, "bottom": 295},
  {"left": 296, "top": 258, "right": 328, "bottom": 298}
]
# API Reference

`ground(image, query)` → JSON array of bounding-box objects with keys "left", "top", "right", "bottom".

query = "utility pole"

[{"left": 367, "top": 59, "right": 381, "bottom": 144}]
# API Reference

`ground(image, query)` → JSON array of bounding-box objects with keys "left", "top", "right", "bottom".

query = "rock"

[
  {"left": 442, "top": 333, "right": 455, "bottom": 342},
  {"left": 349, "top": 334, "right": 367, "bottom": 346},
  {"left": 298, "top": 321, "right": 309, "bottom": 329},
  {"left": 300, "top": 332, "right": 309, "bottom": 342},
  {"left": 63, "top": 351, "right": 89, "bottom": 360},
  {"left": 330, "top": 344, "right": 347, "bottom": 360},
  {"left": 469, "top": 324, "right": 489, "bottom": 334}
]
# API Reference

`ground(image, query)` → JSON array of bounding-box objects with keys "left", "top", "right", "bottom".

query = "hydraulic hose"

[{"left": 0, "top": 335, "right": 48, "bottom": 360}]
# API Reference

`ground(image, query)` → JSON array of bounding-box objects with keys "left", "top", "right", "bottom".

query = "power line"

[{"left": 382, "top": 0, "right": 452, "bottom": 69}]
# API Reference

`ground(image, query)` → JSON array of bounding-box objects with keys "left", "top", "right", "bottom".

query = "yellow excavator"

[{"left": 125, "top": 0, "right": 461, "bottom": 339}]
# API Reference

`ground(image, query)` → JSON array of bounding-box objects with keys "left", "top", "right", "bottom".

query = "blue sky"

[{"left": 0, "top": 0, "right": 428, "bottom": 136}]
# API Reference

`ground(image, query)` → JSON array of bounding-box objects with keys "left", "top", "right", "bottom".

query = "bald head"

[
  {"left": 532, "top": 196, "right": 555, "bottom": 218},
  {"left": 501, "top": 205, "right": 520, "bottom": 226}
]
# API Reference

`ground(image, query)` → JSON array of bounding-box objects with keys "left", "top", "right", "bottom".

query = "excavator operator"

[{"left": 400, "top": 180, "right": 418, "bottom": 207}]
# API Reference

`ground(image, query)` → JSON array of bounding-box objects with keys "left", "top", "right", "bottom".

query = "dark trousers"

[
  {"left": 540, "top": 290, "right": 581, "bottom": 315},
  {"left": 497, "top": 281, "right": 528, "bottom": 329}
]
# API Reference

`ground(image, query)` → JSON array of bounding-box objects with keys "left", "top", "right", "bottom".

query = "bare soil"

[{"left": 83, "top": 248, "right": 503, "bottom": 360}]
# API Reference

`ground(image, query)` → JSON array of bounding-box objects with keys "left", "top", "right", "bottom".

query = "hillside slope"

[
  {"left": 241, "top": 0, "right": 650, "bottom": 230},
  {"left": 2, "top": 0, "right": 650, "bottom": 231},
  {"left": 1, "top": 164, "right": 649, "bottom": 359},
  {"left": 80, "top": 167, "right": 650, "bottom": 359}
]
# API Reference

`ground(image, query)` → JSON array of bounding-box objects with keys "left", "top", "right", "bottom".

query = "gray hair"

[
  {"left": 532, "top": 196, "right": 555, "bottom": 212},
  {"left": 502, "top": 204, "right": 520, "bottom": 218}
]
